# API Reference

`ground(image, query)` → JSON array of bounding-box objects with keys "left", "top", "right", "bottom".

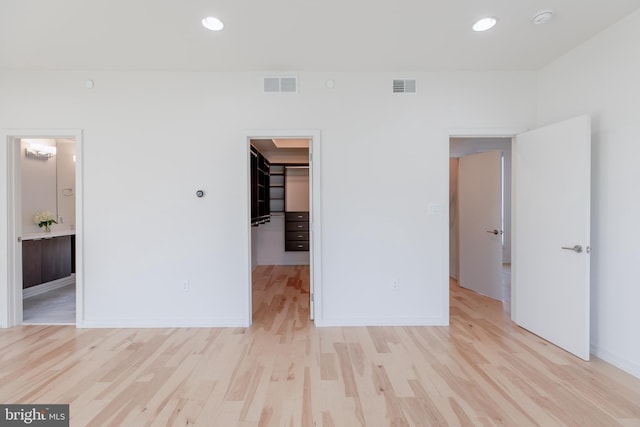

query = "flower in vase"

[{"left": 34, "top": 211, "right": 57, "bottom": 232}]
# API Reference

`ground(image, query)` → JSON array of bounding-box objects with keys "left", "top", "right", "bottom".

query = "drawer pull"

[
  {"left": 297, "top": 215, "right": 303, "bottom": 218},
  {"left": 298, "top": 225, "right": 303, "bottom": 228},
  {"left": 298, "top": 245, "right": 303, "bottom": 248},
  {"left": 298, "top": 235, "right": 303, "bottom": 238}
]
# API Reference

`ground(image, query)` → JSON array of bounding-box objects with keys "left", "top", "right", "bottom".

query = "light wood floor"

[{"left": 1, "top": 265, "right": 640, "bottom": 426}]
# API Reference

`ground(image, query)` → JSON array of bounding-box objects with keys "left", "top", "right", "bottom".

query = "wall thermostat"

[{"left": 196, "top": 190, "right": 205, "bottom": 198}]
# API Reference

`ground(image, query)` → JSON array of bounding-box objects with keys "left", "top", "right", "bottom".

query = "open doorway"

[
  {"left": 449, "top": 137, "right": 512, "bottom": 309},
  {"left": 248, "top": 136, "right": 315, "bottom": 326},
  {"left": 448, "top": 117, "right": 591, "bottom": 360},
  {"left": 2, "top": 129, "right": 83, "bottom": 328},
  {"left": 20, "top": 138, "right": 77, "bottom": 324}
]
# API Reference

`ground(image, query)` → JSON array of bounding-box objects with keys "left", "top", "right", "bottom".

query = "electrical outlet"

[
  {"left": 392, "top": 279, "right": 399, "bottom": 290},
  {"left": 182, "top": 281, "right": 190, "bottom": 292}
]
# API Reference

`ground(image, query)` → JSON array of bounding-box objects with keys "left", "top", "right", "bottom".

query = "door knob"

[
  {"left": 486, "top": 229, "right": 503, "bottom": 235},
  {"left": 561, "top": 245, "right": 583, "bottom": 253}
]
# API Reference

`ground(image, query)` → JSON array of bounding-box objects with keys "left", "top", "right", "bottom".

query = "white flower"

[{"left": 34, "top": 211, "right": 57, "bottom": 227}]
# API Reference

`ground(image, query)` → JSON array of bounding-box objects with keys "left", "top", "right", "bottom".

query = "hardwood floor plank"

[
  {"left": 405, "top": 380, "right": 450, "bottom": 426},
  {"left": 1, "top": 266, "right": 640, "bottom": 426},
  {"left": 320, "top": 353, "right": 338, "bottom": 380},
  {"left": 301, "top": 367, "right": 313, "bottom": 427},
  {"left": 449, "top": 396, "right": 476, "bottom": 426},
  {"left": 371, "top": 364, "right": 409, "bottom": 426},
  {"left": 321, "top": 411, "right": 335, "bottom": 427}
]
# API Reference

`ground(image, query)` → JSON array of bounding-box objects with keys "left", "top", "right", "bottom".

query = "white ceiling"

[
  {"left": 1, "top": 0, "right": 639, "bottom": 72},
  {"left": 251, "top": 139, "right": 309, "bottom": 163}
]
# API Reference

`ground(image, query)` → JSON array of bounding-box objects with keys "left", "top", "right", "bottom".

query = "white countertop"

[{"left": 22, "top": 229, "right": 76, "bottom": 241}]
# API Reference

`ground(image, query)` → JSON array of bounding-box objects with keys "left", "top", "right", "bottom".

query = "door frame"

[
  {"left": 1, "top": 129, "right": 84, "bottom": 328},
  {"left": 244, "top": 129, "right": 322, "bottom": 326},
  {"left": 448, "top": 128, "right": 523, "bottom": 316}
]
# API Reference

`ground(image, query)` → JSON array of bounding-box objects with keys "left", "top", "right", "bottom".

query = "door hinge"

[
  {"left": 310, "top": 293, "right": 314, "bottom": 303},
  {"left": 309, "top": 152, "right": 313, "bottom": 162}
]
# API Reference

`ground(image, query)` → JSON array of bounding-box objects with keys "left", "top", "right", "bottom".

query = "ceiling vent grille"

[
  {"left": 393, "top": 79, "right": 417, "bottom": 94},
  {"left": 264, "top": 76, "right": 298, "bottom": 93}
]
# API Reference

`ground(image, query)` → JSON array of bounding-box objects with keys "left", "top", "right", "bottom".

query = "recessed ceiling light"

[
  {"left": 472, "top": 17, "right": 497, "bottom": 32},
  {"left": 202, "top": 16, "right": 224, "bottom": 31},
  {"left": 532, "top": 10, "right": 553, "bottom": 25}
]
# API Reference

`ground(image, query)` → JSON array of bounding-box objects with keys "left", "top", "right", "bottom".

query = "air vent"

[
  {"left": 393, "top": 79, "right": 417, "bottom": 94},
  {"left": 264, "top": 76, "right": 298, "bottom": 93}
]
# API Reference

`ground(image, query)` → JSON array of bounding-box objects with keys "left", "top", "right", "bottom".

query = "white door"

[
  {"left": 458, "top": 150, "right": 503, "bottom": 300},
  {"left": 513, "top": 115, "right": 591, "bottom": 360}
]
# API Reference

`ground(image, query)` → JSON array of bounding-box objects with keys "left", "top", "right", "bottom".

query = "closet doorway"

[{"left": 245, "top": 130, "right": 322, "bottom": 326}]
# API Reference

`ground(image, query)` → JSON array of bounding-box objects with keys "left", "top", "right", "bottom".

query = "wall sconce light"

[{"left": 25, "top": 143, "right": 57, "bottom": 160}]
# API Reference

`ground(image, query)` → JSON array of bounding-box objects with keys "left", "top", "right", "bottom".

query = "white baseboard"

[
  {"left": 591, "top": 344, "right": 640, "bottom": 380},
  {"left": 23, "top": 275, "right": 75, "bottom": 299},
  {"left": 79, "top": 317, "right": 249, "bottom": 328},
  {"left": 316, "top": 316, "right": 448, "bottom": 327}
]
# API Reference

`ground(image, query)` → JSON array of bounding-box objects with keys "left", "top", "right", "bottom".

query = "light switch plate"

[{"left": 428, "top": 203, "right": 443, "bottom": 216}]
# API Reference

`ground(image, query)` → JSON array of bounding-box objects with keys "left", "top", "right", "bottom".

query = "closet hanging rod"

[{"left": 285, "top": 166, "right": 309, "bottom": 169}]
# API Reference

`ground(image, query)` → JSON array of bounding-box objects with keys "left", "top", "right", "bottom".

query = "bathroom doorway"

[
  {"left": 2, "top": 129, "right": 84, "bottom": 328},
  {"left": 20, "top": 138, "right": 77, "bottom": 323}
]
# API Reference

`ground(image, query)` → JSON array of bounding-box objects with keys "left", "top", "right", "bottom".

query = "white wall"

[
  {"left": 449, "top": 158, "right": 459, "bottom": 279},
  {"left": 537, "top": 9, "right": 640, "bottom": 378},
  {"left": 251, "top": 227, "right": 259, "bottom": 271},
  {"left": 0, "top": 70, "right": 536, "bottom": 327},
  {"left": 56, "top": 139, "right": 76, "bottom": 228},
  {"left": 284, "top": 167, "right": 310, "bottom": 212}
]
